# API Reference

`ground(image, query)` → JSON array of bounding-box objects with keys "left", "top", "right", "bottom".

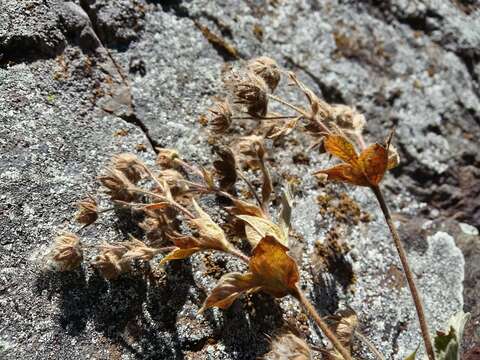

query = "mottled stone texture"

[{"left": 0, "top": 0, "right": 478, "bottom": 359}]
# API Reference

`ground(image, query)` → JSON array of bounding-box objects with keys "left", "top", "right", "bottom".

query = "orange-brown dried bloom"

[
  {"left": 75, "top": 196, "right": 98, "bottom": 225},
  {"left": 49, "top": 233, "right": 83, "bottom": 271},
  {"left": 248, "top": 56, "right": 281, "bottom": 92},
  {"left": 208, "top": 99, "right": 232, "bottom": 133}
]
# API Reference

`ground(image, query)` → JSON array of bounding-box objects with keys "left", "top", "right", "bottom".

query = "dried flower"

[
  {"left": 122, "top": 237, "right": 163, "bottom": 262},
  {"left": 314, "top": 133, "right": 394, "bottom": 187},
  {"left": 227, "top": 71, "right": 269, "bottom": 117},
  {"left": 264, "top": 333, "right": 312, "bottom": 360},
  {"left": 92, "top": 242, "right": 129, "bottom": 280},
  {"left": 323, "top": 309, "right": 358, "bottom": 360},
  {"left": 98, "top": 168, "right": 136, "bottom": 201},
  {"left": 388, "top": 145, "right": 400, "bottom": 170},
  {"left": 201, "top": 235, "right": 299, "bottom": 311},
  {"left": 208, "top": 99, "right": 232, "bottom": 133},
  {"left": 156, "top": 148, "right": 180, "bottom": 168},
  {"left": 233, "top": 135, "right": 264, "bottom": 170},
  {"left": 248, "top": 56, "right": 281, "bottom": 92},
  {"left": 75, "top": 196, "right": 98, "bottom": 225},
  {"left": 49, "top": 233, "right": 83, "bottom": 271},
  {"left": 330, "top": 104, "right": 366, "bottom": 134},
  {"left": 111, "top": 153, "right": 147, "bottom": 183},
  {"left": 213, "top": 146, "right": 237, "bottom": 192}
]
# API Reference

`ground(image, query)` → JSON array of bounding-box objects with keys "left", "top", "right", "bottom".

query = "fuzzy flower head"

[
  {"left": 208, "top": 99, "right": 232, "bottom": 133},
  {"left": 98, "top": 168, "right": 136, "bottom": 201},
  {"left": 226, "top": 71, "right": 269, "bottom": 117},
  {"left": 75, "top": 196, "right": 98, "bottom": 225},
  {"left": 248, "top": 56, "right": 281, "bottom": 92},
  {"left": 49, "top": 233, "right": 83, "bottom": 271},
  {"left": 111, "top": 153, "right": 147, "bottom": 183}
]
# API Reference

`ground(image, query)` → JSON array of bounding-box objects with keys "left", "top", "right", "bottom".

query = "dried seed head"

[
  {"left": 227, "top": 71, "right": 269, "bottom": 117},
  {"left": 93, "top": 242, "right": 129, "bottom": 280},
  {"left": 123, "top": 238, "right": 161, "bottom": 262},
  {"left": 158, "top": 169, "right": 185, "bottom": 188},
  {"left": 75, "top": 196, "right": 98, "bottom": 225},
  {"left": 98, "top": 168, "right": 136, "bottom": 201},
  {"left": 264, "top": 333, "right": 312, "bottom": 360},
  {"left": 156, "top": 148, "right": 180, "bottom": 168},
  {"left": 111, "top": 153, "right": 147, "bottom": 183},
  {"left": 208, "top": 99, "right": 232, "bottom": 133},
  {"left": 139, "top": 217, "right": 163, "bottom": 241},
  {"left": 248, "top": 56, "right": 281, "bottom": 92},
  {"left": 49, "top": 233, "right": 83, "bottom": 271},
  {"left": 330, "top": 105, "right": 366, "bottom": 134}
]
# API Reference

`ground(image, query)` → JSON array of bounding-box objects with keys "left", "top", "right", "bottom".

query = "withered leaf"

[
  {"left": 358, "top": 143, "right": 388, "bottom": 186},
  {"left": 199, "top": 272, "right": 257, "bottom": 312},
  {"left": 190, "top": 199, "right": 233, "bottom": 252},
  {"left": 316, "top": 134, "right": 394, "bottom": 187},
  {"left": 249, "top": 235, "right": 299, "bottom": 297},
  {"left": 228, "top": 198, "right": 265, "bottom": 218},
  {"left": 160, "top": 247, "right": 200, "bottom": 265},
  {"left": 324, "top": 134, "right": 359, "bottom": 165},
  {"left": 201, "top": 235, "right": 299, "bottom": 311},
  {"left": 237, "top": 215, "right": 288, "bottom": 248},
  {"left": 213, "top": 146, "right": 237, "bottom": 192}
]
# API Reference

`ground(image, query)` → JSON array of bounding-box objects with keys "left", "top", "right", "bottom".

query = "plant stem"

[
  {"left": 371, "top": 185, "right": 435, "bottom": 360},
  {"left": 354, "top": 331, "right": 385, "bottom": 360},
  {"left": 228, "top": 248, "right": 250, "bottom": 264},
  {"left": 294, "top": 285, "right": 353, "bottom": 360}
]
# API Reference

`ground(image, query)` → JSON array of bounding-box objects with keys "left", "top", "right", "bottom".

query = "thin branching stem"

[
  {"left": 130, "top": 188, "right": 196, "bottom": 219},
  {"left": 353, "top": 331, "right": 385, "bottom": 360},
  {"left": 267, "top": 93, "right": 309, "bottom": 117},
  {"left": 232, "top": 115, "right": 298, "bottom": 120},
  {"left": 371, "top": 185, "right": 435, "bottom": 360},
  {"left": 294, "top": 285, "right": 353, "bottom": 360}
]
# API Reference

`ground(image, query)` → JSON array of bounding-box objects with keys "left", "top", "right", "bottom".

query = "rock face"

[{"left": 1, "top": 0, "right": 479, "bottom": 359}]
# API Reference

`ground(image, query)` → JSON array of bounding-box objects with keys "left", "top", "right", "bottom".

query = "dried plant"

[{"left": 47, "top": 55, "right": 469, "bottom": 360}]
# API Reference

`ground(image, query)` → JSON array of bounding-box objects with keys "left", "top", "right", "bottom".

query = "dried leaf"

[
  {"left": 279, "top": 185, "right": 293, "bottom": 232},
  {"left": 237, "top": 215, "right": 288, "bottom": 248},
  {"left": 228, "top": 198, "right": 265, "bottom": 218},
  {"left": 317, "top": 134, "right": 395, "bottom": 187},
  {"left": 324, "top": 134, "right": 359, "bottom": 165},
  {"left": 200, "top": 272, "right": 257, "bottom": 312},
  {"left": 314, "top": 164, "right": 369, "bottom": 186},
  {"left": 190, "top": 199, "right": 233, "bottom": 252},
  {"left": 202, "top": 235, "right": 299, "bottom": 312},
  {"left": 358, "top": 143, "right": 388, "bottom": 186},
  {"left": 213, "top": 146, "right": 237, "bottom": 192},
  {"left": 249, "top": 235, "right": 299, "bottom": 297},
  {"left": 159, "top": 247, "right": 200, "bottom": 265}
]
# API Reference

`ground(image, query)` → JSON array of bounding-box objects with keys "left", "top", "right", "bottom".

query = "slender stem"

[
  {"left": 371, "top": 185, "right": 435, "bottom": 360},
  {"left": 237, "top": 169, "right": 263, "bottom": 209},
  {"left": 129, "top": 188, "right": 196, "bottom": 219},
  {"left": 232, "top": 115, "right": 298, "bottom": 120},
  {"left": 353, "top": 331, "right": 385, "bottom": 360},
  {"left": 267, "top": 94, "right": 310, "bottom": 117},
  {"left": 294, "top": 285, "right": 353, "bottom": 360},
  {"left": 228, "top": 248, "right": 250, "bottom": 264}
]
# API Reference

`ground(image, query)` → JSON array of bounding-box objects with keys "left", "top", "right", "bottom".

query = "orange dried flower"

[{"left": 314, "top": 133, "right": 398, "bottom": 187}]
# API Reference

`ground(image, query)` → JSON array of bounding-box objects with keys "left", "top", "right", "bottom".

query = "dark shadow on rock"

[
  {"left": 311, "top": 274, "right": 339, "bottom": 316},
  {"left": 35, "top": 267, "right": 90, "bottom": 335},
  {"left": 206, "top": 292, "right": 284, "bottom": 360}
]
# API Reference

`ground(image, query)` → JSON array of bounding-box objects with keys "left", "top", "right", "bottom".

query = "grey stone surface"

[{"left": 1, "top": 0, "right": 479, "bottom": 359}]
